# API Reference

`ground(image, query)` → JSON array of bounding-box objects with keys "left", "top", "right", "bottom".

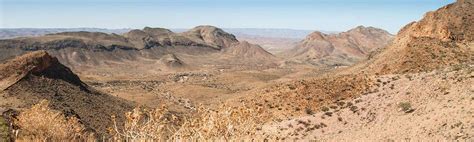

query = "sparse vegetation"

[
  {"left": 0, "top": 0, "right": 472, "bottom": 141},
  {"left": 12, "top": 100, "right": 95, "bottom": 141},
  {"left": 111, "top": 103, "right": 269, "bottom": 141}
]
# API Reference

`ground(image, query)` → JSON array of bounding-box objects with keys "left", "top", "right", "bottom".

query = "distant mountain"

[
  {"left": 285, "top": 26, "right": 393, "bottom": 67},
  {"left": 0, "top": 28, "right": 331, "bottom": 40},
  {"left": 235, "top": 35, "right": 301, "bottom": 54},
  {"left": 0, "top": 28, "right": 322, "bottom": 55},
  {"left": 173, "top": 28, "right": 335, "bottom": 39},
  {"left": 0, "top": 28, "right": 131, "bottom": 39},
  {"left": 0, "top": 25, "right": 277, "bottom": 73}
]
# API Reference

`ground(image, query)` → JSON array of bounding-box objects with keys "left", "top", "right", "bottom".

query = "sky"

[{"left": 0, "top": 0, "right": 455, "bottom": 34}]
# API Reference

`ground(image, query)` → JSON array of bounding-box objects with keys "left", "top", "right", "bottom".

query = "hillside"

[
  {"left": 1, "top": 0, "right": 472, "bottom": 141},
  {"left": 349, "top": 0, "right": 473, "bottom": 74},
  {"left": 286, "top": 26, "right": 393, "bottom": 67},
  {"left": 260, "top": 66, "right": 473, "bottom": 140},
  {"left": 0, "top": 51, "right": 134, "bottom": 136},
  {"left": 219, "top": 0, "right": 473, "bottom": 140}
]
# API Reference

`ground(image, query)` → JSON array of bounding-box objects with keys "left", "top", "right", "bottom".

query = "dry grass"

[
  {"left": 9, "top": 100, "right": 271, "bottom": 141},
  {"left": 111, "top": 103, "right": 271, "bottom": 141},
  {"left": 12, "top": 100, "right": 95, "bottom": 141},
  {"left": 109, "top": 105, "right": 183, "bottom": 141}
]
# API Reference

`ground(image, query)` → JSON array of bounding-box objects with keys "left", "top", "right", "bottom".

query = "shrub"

[
  {"left": 320, "top": 106, "right": 330, "bottom": 112},
  {"left": 350, "top": 106, "right": 358, "bottom": 113},
  {"left": 111, "top": 103, "right": 270, "bottom": 141},
  {"left": 13, "top": 100, "right": 95, "bottom": 141},
  {"left": 398, "top": 102, "right": 414, "bottom": 113},
  {"left": 304, "top": 108, "right": 314, "bottom": 115},
  {"left": 0, "top": 117, "right": 11, "bottom": 141},
  {"left": 324, "top": 112, "right": 333, "bottom": 117}
]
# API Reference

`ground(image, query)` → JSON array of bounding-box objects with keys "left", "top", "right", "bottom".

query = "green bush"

[
  {"left": 398, "top": 102, "right": 414, "bottom": 113},
  {"left": 0, "top": 117, "right": 11, "bottom": 142}
]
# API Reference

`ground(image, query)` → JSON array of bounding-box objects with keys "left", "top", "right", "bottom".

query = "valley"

[{"left": 0, "top": 0, "right": 472, "bottom": 141}]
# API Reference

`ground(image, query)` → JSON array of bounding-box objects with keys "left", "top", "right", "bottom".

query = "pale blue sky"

[{"left": 0, "top": 0, "right": 455, "bottom": 33}]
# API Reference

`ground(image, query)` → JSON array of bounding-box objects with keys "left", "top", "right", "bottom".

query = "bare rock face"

[
  {"left": 356, "top": 0, "right": 474, "bottom": 74},
  {"left": 287, "top": 26, "right": 393, "bottom": 66}
]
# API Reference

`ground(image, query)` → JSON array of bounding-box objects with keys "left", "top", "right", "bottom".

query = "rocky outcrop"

[
  {"left": 397, "top": 0, "right": 473, "bottom": 43},
  {"left": 0, "top": 51, "right": 83, "bottom": 91},
  {"left": 287, "top": 26, "right": 393, "bottom": 67},
  {"left": 355, "top": 0, "right": 474, "bottom": 74}
]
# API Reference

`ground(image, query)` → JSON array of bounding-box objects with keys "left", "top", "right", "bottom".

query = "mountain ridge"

[
  {"left": 286, "top": 26, "right": 393, "bottom": 67},
  {"left": 350, "top": 0, "right": 473, "bottom": 75}
]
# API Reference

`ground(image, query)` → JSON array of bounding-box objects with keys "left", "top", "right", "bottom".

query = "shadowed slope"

[{"left": 0, "top": 51, "right": 134, "bottom": 136}]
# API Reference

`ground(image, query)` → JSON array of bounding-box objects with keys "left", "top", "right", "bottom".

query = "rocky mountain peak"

[
  {"left": 0, "top": 51, "right": 85, "bottom": 91},
  {"left": 353, "top": 0, "right": 473, "bottom": 75},
  {"left": 184, "top": 25, "right": 239, "bottom": 48},
  {"left": 288, "top": 26, "right": 393, "bottom": 67},
  {"left": 305, "top": 31, "right": 327, "bottom": 41},
  {"left": 397, "top": 0, "right": 473, "bottom": 42},
  {"left": 347, "top": 26, "right": 392, "bottom": 36}
]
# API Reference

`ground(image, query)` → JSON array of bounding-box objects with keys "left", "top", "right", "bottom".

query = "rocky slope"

[
  {"left": 261, "top": 66, "right": 473, "bottom": 141},
  {"left": 0, "top": 51, "right": 134, "bottom": 136},
  {"left": 349, "top": 0, "right": 473, "bottom": 75},
  {"left": 221, "top": 0, "right": 473, "bottom": 140},
  {"left": 286, "top": 26, "right": 393, "bottom": 67}
]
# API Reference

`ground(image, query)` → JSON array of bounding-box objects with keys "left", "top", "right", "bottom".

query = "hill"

[
  {"left": 350, "top": 0, "right": 473, "bottom": 74},
  {"left": 219, "top": 0, "right": 473, "bottom": 140},
  {"left": 285, "top": 26, "right": 393, "bottom": 67},
  {"left": 0, "top": 51, "right": 134, "bottom": 136}
]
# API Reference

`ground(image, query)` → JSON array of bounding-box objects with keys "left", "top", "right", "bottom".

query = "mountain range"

[{"left": 0, "top": 0, "right": 472, "bottom": 140}]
